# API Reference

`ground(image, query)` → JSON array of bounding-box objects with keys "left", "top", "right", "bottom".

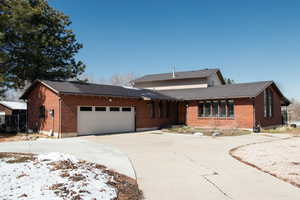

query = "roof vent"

[{"left": 172, "top": 66, "right": 176, "bottom": 78}]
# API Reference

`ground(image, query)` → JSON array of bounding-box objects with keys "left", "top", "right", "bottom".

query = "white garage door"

[{"left": 77, "top": 106, "right": 135, "bottom": 135}]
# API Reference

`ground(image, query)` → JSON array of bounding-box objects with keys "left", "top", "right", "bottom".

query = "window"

[
  {"left": 268, "top": 91, "right": 273, "bottom": 117},
  {"left": 212, "top": 101, "right": 219, "bottom": 117},
  {"left": 198, "top": 102, "right": 204, "bottom": 117},
  {"left": 80, "top": 106, "right": 92, "bottom": 111},
  {"left": 166, "top": 102, "right": 171, "bottom": 118},
  {"left": 163, "top": 102, "right": 168, "bottom": 118},
  {"left": 227, "top": 100, "right": 234, "bottom": 118},
  {"left": 198, "top": 100, "right": 234, "bottom": 118},
  {"left": 95, "top": 107, "right": 106, "bottom": 111},
  {"left": 204, "top": 102, "right": 211, "bottom": 117},
  {"left": 110, "top": 107, "right": 120, "bottom": 112},
  {"left": 39, "top": 105, "right": 46, "bottom": 118},
  {"left": 219, "top": 101, "right": 227, "bottom": 118},
  {"left": 264, "top": 88, "right": 274, "bottom": 118},
  {"left": 147, "top": 102, "right": 155, "bottom": 118},
  {"left": 122, "top": 107, "right": 131, "bottom": 112},
  {"left": 159, "top": 102, "right": 164, "bottom": 118},
  {"left": 264, "top": 90, "right": 267, "bottom": 117}
]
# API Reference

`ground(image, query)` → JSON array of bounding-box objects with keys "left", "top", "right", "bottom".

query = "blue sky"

[{"left": 50, "top": 0, "right": 300, "bottom": 99}]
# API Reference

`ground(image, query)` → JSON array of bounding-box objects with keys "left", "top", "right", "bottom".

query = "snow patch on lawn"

[
  {"left": 37, "top": 152, "right": 79, "bottom": 163},
  {"left": 232, "top": 137, "right": 300, "bottom": 186},
  {"left": 0, "top": 152, "right": 117, "bottom": 200}
]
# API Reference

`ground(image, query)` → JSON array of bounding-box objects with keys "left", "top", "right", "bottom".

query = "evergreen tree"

[{"left": 0, "top": 0, "right": 86, "bottom": 92}]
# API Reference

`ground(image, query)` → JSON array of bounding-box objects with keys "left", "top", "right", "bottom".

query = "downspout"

[
  {"left": 185, "top": 101, "right": 188, "bottom": 126},
  {"left": 252, "top": 97, "right": 256, "bottom": 131},
  {"left": 59, "top": 96, "right": 62, "bottom": 138},
  {"left": 25, "top": 99, "right": 28, "bottom": 134}
]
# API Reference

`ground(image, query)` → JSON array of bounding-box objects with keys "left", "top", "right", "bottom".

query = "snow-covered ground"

[
  {"left": 0, "top": 152, "right": 117, "bottom": 200},
  {"left": 232, "top": 137, "right": 300, "bottom": 187}
]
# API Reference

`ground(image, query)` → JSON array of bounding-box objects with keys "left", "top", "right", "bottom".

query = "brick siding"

[
  {"left": 26, "top": 83, "right": 285, "bottom": 137},
  {"left": 27, "top": 83, "right": 60, "bottom": 134},
  {"left": 27, "top": 83, "right": 179, "bottom": 137},
  {"left": 60, "top": 94, "right": 178, "bottom": 134},
  {"left": 254, "top": 85, "right": 283, "bottom": 127},
  {"left": 186, "top": 98, "right": 254, "bottom": 129}
]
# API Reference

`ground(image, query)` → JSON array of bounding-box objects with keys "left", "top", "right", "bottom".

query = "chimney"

[{"left": 172, "top": 66, "right": 176, "bottom": 78}]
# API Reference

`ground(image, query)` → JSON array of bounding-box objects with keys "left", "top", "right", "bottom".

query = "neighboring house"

[
  {"left": 20, "top": 69, "right": 290, "bottom": 138},
  {"left": 0, "top": 101, "right": 27, "bottom": 132}
]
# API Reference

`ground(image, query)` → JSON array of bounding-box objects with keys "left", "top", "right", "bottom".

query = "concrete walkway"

[
  {"left": 86, "top": 132, "right": 300, "bottom": 200},
  {"left": 0, "top": 138, "right": 136, "bottom": 179}
]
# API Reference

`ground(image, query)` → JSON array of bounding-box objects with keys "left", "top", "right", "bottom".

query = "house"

[
  {"left": 0, "top": 101, "right": 27, "bottom": 132},
  {"left": 20, "top": 69, "right": 290, "bottom": 138}
]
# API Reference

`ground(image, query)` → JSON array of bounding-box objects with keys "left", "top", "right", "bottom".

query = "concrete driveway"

[
  {"left": 0, "top": 138, "right": 135, "bottom": 178},
  {"left": 85, "top": 132, "right": 300, "bottom": 200}
]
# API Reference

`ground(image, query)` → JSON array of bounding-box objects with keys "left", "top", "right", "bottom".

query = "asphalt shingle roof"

[
  {"left": 133, "top": 68, "right": 220, "bottom": 83},
  {"left": 158, "top": 81, "right": 274, "bottom": 100},
  {"left": 21, "top": 80, "right": 290, "bottom": 106},
  {"left": 39, "top": 80, "right": 174, "bottom": 100},
  {"left": 0, "top": 101, "right": 27, "bottom": 110}
]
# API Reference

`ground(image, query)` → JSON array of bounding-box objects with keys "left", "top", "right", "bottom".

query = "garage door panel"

[{"left": 77, "top": 106, "right": 135, "bottom": 135}]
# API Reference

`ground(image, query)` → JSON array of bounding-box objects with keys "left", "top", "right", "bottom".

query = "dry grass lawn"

[
  {"left": 163, "top": 126, "right": 251, "bottom": 136},
  {"left": 231, "top": 137, "right": 300, "bottom": 188},
  {"left": 0, "top": 133, "right": 53, "bottom": 143},
  {"left": 261, "top": 126, "right": 300, "bottom": 136}
]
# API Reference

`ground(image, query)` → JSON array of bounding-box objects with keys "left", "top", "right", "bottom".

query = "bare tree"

[
  {"left": 109, "top": 73, "right": 136, "bottom": 87},
  {"left": 289, "top": 99, "right": 300, "bottom": 121},
  {"left": 2, "top": 81, "right": 30, "bottom": 100},
  {"left": 4, "top": 88, "right": 26, "bottom": 101},
  {"left": 82, "top": 72, "right": 137, "bottom": 87}
]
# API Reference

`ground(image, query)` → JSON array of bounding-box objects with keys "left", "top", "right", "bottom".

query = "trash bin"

[{"left": 253, "top": 125, "right": 261, "bottom": 133}]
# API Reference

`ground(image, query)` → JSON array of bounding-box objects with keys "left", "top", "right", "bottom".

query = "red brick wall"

[
  {"left": 60, "top": 94, "right": 178, "bottom": 133},
  {"left": 27, "top": 83, "right": 60, "bottom": 133},
  {"left": 254, "top": 85, "right": 283, "bottom": 127},
  {"left": 0, "top": 104, "right": 12, "bottom": 115},
  {"left": 26, "top": 82, "right": 284, "bottom": 134},
  {"left": 186, "top": 98, "right": 255, "bottom": 129}
]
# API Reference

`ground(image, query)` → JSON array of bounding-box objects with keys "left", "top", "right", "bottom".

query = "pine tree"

[{"left": 0, "top": 0, "right": 86, "bottom": 91}]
